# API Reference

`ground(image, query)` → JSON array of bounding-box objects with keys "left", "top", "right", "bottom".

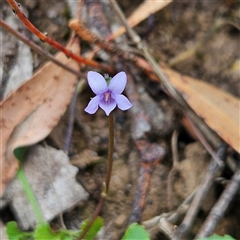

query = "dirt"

[{"left": 1, "top": 0, "right": 240, "bottom": 239}]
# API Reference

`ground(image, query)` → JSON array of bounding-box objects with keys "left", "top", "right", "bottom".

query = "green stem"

[
  {"left": 77, "top": 112, "right": 114, "bottom": 240},
  {"left": 17, "top": 163, "right": 45, "bottom": 224}
]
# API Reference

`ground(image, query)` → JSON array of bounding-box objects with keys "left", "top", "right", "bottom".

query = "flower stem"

[
  {"left": 105, "top": 112, "right": 114, "bottom": 192},
  {"left": 77, "top": 112, "right": 114, "bottom": 240}
]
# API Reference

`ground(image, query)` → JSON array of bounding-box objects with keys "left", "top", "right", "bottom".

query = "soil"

[{"left": 1, "top": 0, "right": 240, "bottom": 240}]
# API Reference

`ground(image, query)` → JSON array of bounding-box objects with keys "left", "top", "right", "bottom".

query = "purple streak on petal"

[
  {"left": 87, "top": 71, "right": 107, "bottom": 94},
  {"left": 115, "top": 94, "right": 133, "bottom": 110},
  {"left": 84, "top": 95, "right": 100, "bottom": 114},
  {"left": 99, "top": 100, "right": 117, "bottom": 116},
  {"left": 108, "top": 71, "right": 127, "bottom": 94}
]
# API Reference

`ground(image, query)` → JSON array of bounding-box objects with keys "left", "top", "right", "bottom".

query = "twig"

[
  {"left": 143, "top": 188, "right": 197, "bottom": 229},
  {"left": 6, "top": 0, "right": 113, "bottom": 72},
  {"left": 69, "top": 18, "right": 154, "bottom": 75},
  {"left": 159, "top": 217, "right": 180, "bottom": 240},
  {"left": 167, "top": 189, "right": 197, "bottom": 224},
  {"left": 143, "top": 188, "right": 197, "bottom": 240},
  {"left": 128, "top": 139, "right": 165, "bottom": 224},
  {"left": 196, "top": 169, "right": 240, "bottom": 238},
  {"left": 171, "top": 130, "right": 180, "bottom": 167},
  {"left": 177, "top": 144, "right": 227, "bottom": 238},
  {"left": 184, "top": 112, "right": 224, "bottom": 167},
  {"left": 125, "top": 72, "right": 165, "bottom": 224},
  {"left": 226, "top": 156, "right": 239, "bottom": 173},
  {"left": 63, "top": 80, "right": 85, "bottom": 154},
  {"left": 0, "top": 18, "right": 84, "bottom": 78},
  {"left": 167, "top": 130, "right": 179, "bottom": 211}
]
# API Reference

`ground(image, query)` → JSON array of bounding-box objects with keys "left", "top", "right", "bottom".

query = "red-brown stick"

[{"left": 6, "top": 0, "right": 113, "bottom": 73}]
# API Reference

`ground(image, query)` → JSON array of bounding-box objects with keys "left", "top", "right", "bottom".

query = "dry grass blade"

[{"left": 0, "top": 36, "right": 80, "bottom": 197}]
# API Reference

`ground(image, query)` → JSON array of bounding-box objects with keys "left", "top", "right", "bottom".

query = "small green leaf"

[
  {"left": 197, "top": 234, "right": 236, "bottom": 240},
  {"left": 79, "top": 217, "right": 103, "bottom": 240},
  {"left": 56, "top": 229, "right": 79, "bottom": 239},
  {"left": 6, "top": 221, "right": 32, "bottom": 240},
  {"left": 35, "top": 223, "right": 79, "bottom": 240},
  {"left": 7, "top": 221, "right": 24, "bottom": 240},
  {"left": 122, "top": 223, "right": 150, "bottom": 240},
  {"left": 34, "top": 223, "right": 61, "bottom": 240}
]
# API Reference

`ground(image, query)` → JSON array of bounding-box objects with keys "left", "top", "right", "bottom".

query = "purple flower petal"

[
  {"left": 99, "top": 100, "right": 117, "bottom": 116},
  {"left": 88, "top": 71, "right": 107, "bottom": 94},
  {"left": 108, "top": 72, "right": 127, "bottom": 94},
  {"left": 115, "top": 94, "right": 132, "bottom": 110},
  {"left": 115, "top": 94, "right": 133, "bottom": 110},
  {"left": 84, "top": 95, "right": 100, "bottom": 114}
]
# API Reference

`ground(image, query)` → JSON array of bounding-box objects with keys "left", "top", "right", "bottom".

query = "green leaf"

[
  {"left": 6, "top": 221, "right": 32, "bottom": 240},
  {"left": 35, "top": 223, "right": 79, "bottom": 240},
  {"left": 34, "top": 223, "right": 61, "bottom": 240},
  {"left": 197, "top": 234, "right": 236, "bottom": 240},
  {"left": 60, "top": 236, "right": 73, "bottom": 240},
  {"left": 122, "top": 223, "right": 150, "bottom": 240},
  {"left": 79, "top": 217, "right": 103, "bottom": 240},
  {"left": 7, "top": 221, "right": 24, "bottom": 240}
]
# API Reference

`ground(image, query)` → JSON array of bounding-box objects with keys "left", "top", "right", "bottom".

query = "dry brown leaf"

[
  {"left": 0, "top": 36, "right": 80, "bottom": 197},
  {"left": 162, "top": 65, "right": 240, "bottom": 153},
  {"left": 111, "top": 0, "right": 173, "bottom": 39}
]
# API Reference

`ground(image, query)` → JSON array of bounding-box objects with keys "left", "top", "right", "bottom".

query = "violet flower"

[{"left": 85, "top": 71, "right": 132, "bottom": 116}]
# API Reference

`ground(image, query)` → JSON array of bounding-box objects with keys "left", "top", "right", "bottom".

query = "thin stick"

[
  {"left": 178, "top": 144, "right": 227, "bottom": 238},
  {"left": 196, "top": 169, "right": 240, "bottom": 238},
  {"left": 143, "top": 188, "right": 197, "bottom": 229},
  {"left": 0, "top": 18, "right": 84, "bottom": 78},
  {"left": 184, "top": 111, "right": 223, "bottom": 167},
  {"left": 159, "top": 217, "right": 180, "bottom": 240},
  {"left": 6, "top": 0, "right": 113, "bottom": 72},
  {"left": 63, "top": 80, "right": 85, "bottom": 154},
  {"left": 167, "top": 130, "right": 179, "bottom": 211}
]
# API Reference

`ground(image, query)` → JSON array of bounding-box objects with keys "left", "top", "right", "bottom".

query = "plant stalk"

[
  {"left": 105, "top": 112, "right": 114, "bottom": 192},
  {"left": 78, "top": 112, "right": 114, "bottom": 239},
  {"left": 17, "top": 164, "right": 45, "bottom": 224}
]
